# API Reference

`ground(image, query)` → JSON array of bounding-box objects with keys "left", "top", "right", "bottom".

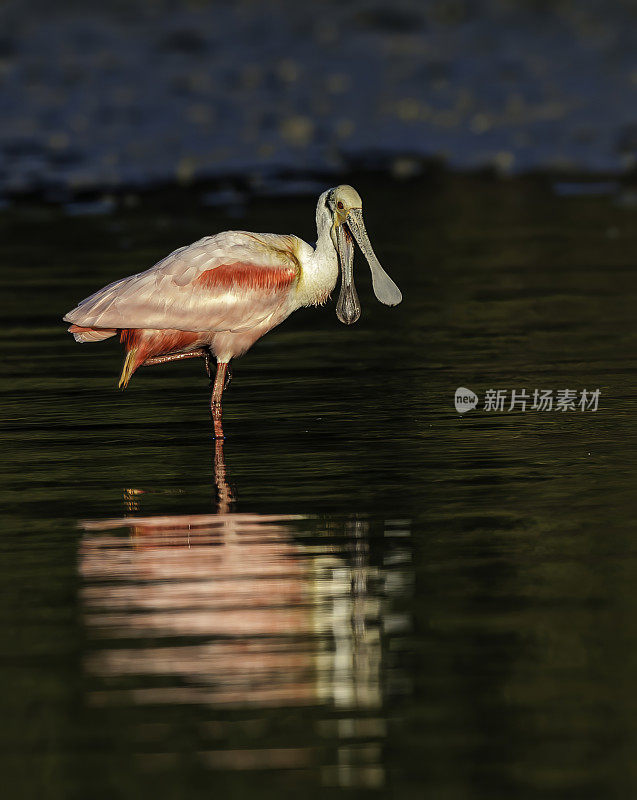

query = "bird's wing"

[{"left": 63, "top": 231, "right": 303, "bottom": 332}]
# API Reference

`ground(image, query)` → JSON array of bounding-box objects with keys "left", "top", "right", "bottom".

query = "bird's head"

[{"left": 323, "top": 185, "right": 402, "bottom": 325}]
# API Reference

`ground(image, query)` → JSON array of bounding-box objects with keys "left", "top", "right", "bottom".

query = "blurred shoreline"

[
  {"left": 1, "top": 166, "right": 635, "bottom": 221},
  {"left": 1, "top": 0, "right": 636, "bottom": 208}
]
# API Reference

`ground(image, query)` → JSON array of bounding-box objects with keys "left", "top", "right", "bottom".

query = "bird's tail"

[
  {"left": 67, "top": 324, "right": 116, "bottom": 343},
  {"left": 119, "top": 349, "right": 138, "bottom": 389}
]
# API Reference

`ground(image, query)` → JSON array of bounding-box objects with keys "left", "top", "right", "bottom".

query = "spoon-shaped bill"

[
  {"left": 335, "top": 223, "right": 361, "bottom": 325},
  {"left": 345, "top": 208, "right": 402, "bottom": 306}
]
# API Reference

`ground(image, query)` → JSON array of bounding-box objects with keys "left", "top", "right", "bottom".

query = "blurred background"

[
  {"left": 1, "top": 0, "right": 636, "bottom": 208},
  {"left": 1, "top": 2, "right": 637, "bottom": 799}
]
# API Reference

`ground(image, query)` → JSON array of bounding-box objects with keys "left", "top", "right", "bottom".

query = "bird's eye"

[{"left": 337, "top": 201, "right": 344, "bottom": 210}]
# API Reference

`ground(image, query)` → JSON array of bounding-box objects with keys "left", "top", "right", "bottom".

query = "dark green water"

[{"left": 1, "top": 175, "right": 636, "bottom": 798}]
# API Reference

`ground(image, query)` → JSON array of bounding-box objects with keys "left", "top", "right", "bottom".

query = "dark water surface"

[{"left": 1, "top": 175, "right": 636, "bottom": 798}]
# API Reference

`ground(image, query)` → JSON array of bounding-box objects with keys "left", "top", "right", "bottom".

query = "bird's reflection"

[{"left": 78, "top": 437, "right": 412, "bottom": 788}]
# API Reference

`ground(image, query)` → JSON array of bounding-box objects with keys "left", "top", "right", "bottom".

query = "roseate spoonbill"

[{"left": 63, "top": 185, "right": 402, "bottom": 437}]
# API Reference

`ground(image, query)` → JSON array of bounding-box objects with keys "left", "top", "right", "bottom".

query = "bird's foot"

[
  {"left": 202, "top": 349, "right": 214, "bottom": 381},
  {"left": 212, "top": 415, "right": 225, "bottom": 440}
]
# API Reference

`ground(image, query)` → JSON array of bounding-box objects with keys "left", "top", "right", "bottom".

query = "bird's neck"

[
  {"left": 295, "top": 210, "right": 339, "bottom": 307},
  {"left": 314, "top": 216, "right": 337, "bottom": 260}
]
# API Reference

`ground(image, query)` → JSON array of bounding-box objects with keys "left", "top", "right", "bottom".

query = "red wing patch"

[{"left": 194, "top": 262, "right": 297, "bottom": 293}]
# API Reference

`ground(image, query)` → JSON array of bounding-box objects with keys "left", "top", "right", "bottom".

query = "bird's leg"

[
  {"left": 213, "top": 436, "right": 233, "bottom": 513},
  {"left": 211, "top": 361, "right": 228, "bottom": 439},
  {"left": 224, "top": 363, "right": 233, "bottom": 390},
  {"left": 142, "top": 350, "right": 206, "bottom": 367}
]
